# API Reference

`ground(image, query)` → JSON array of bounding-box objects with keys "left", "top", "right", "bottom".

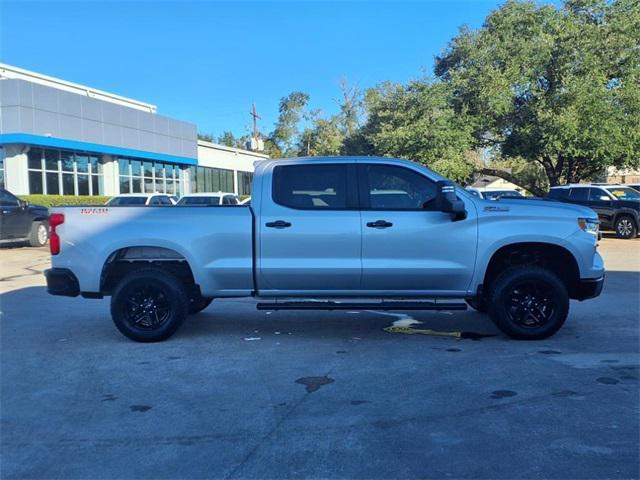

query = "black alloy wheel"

[
  {"left": 124, "top": 285, "right": 172, "bottom": 329},
  {"left": 489, "top": 266, "right": 569, "bottom": 340},
  {"left": 111, "top": 268, "right": 189, "bottom": 342}
]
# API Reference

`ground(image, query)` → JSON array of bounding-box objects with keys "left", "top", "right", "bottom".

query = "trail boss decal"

[{"left": 80, "top": 208, "right": 109, "bottom": 215}]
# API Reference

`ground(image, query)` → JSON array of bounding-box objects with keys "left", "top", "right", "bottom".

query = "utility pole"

[
  {"left": 250, "top": 103, "right": 261, "bottom": 141},
  {"left": 248, "top": 103, "right": 264, "bottom": 151}
]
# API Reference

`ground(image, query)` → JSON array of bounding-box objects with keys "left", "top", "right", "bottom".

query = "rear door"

[
  {"left": 258, "top": 163, "right": 362, "bottom": 292},
  {"left": 358, "top": 163, "right": 477, "bottom": 294}
]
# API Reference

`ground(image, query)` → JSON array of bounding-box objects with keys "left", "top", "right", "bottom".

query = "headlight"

[{"left": 578, "top": 217, "right": 599, "bottom": 235}]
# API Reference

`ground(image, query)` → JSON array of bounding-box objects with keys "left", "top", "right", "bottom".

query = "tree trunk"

[{"left": 541, "top": 156, "right": 560, "bottom": 187}]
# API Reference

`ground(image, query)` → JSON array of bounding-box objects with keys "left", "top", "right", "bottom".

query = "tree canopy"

[
  {"left": 222, "top": 0, "right": 640, "bottom": 193},
  {"left": 435, "top": 0, "right": 640, "bottom": 191}
]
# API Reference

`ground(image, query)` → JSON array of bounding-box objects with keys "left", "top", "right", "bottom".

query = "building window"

[
  {"left": 117, "top": 157, "right": 181, "bottom": 195},
  {"left": 189, "top": 166, "right": 234, "bottom": 193},
  {"left": 238, "top": 171, "right": 253, "bottom": 197},
  {"left": 27, "top": 148, "right": 104, "bottom": 196}
]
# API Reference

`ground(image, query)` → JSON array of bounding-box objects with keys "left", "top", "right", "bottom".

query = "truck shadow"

[{"left": 1, "top": 270, "right": 637, "bottom": 345}]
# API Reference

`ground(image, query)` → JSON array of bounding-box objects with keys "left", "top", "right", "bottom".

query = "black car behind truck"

[
  {"left": 0, "top": 189, "right": 49, "bottom": 247},
  {"left": 548, "top": 184, "right": 640, "bottom": 239}
]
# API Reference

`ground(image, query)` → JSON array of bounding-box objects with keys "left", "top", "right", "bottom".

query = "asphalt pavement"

[{"left": 1, "top": 237, "right": 638, "bottom": 479}]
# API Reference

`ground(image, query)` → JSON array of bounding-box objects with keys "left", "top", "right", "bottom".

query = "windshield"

[
  {"left": 107, "top": 196, "right": 147, "bottom": 206},
  {"left": 606, "top": 187, "right": 640, "bottom": 200},
  {"left": 177, "top": 196, "right": 221, "bottom": 206},
  {"left": 483, "top": 190, "right": 523, "bottom": 200}
]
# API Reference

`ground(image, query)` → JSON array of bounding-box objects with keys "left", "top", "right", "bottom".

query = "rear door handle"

[
  {"left": 265, "top": 220, "right": 292, "bottom": 229},
  {"left": 366, "top": 220, "right": 393, "bottom": 229}
]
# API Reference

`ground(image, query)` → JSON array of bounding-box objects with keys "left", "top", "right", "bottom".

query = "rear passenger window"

[
  {"left": 158, "top": 196, "right": 173, "bottom": 205},
  {"left": 569, "top": 188, "right": 589, "bottom": 201},
  {"left": 273, "top": 164, "right": 348, "bottom": 210},
  {"left": 149, "top": 196, "right": 162, "bottom": 205}
]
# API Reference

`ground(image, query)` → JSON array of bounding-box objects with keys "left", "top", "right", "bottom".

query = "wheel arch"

[
  {"left": 100, "top": 245, "right": 199, "bottom": 296},
  {"left": 480, "top": 242, "right": 581, "bottom": 299}
]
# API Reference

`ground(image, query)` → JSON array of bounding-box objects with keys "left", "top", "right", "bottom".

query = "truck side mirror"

[
  {"left": 433, "top": 180, "right": 467, "bottom": 221},
  {"left": 599, "top": 195, "right": 610, "bottom": 202}
]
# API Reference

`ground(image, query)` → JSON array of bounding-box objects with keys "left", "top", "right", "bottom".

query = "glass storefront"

[
  {"left": 238, "top": 171, "right": 253, "bottom": 197},
  {"left": 188, "top": 166, "right": 234, "bottom": 193},
  {"left": 117, "top": 157, "right": 182, "bottom": 195},
  {"left": 28, "top": 148, "right": 104, "bottom": 195}
]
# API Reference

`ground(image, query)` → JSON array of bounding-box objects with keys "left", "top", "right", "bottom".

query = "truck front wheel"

[
  {"left": 111, "top": 268, "right": 189, "bottom": 342},
  {"left": 488, "top": 266, "right": 569, "bottom": 340}
]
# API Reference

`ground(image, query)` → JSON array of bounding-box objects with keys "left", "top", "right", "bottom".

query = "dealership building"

[{"left": 0, "top": 63, "right": 268, "bottom": 198}]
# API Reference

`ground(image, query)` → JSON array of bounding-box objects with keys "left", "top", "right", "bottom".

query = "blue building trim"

[{"left": 0, "top": 133, "right": 198, "bottom": 166}]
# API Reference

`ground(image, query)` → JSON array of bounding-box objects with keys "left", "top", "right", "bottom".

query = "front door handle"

[
  {"left": 265, "top": 220, "right": 292, "bottom": 229},
  {"left": 366, "top": 220, "right": 393, "bottom": 229}
]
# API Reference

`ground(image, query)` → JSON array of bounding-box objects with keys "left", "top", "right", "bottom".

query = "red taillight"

[{"left": 49, "top": 213, "right": 64, "bottom": 255}]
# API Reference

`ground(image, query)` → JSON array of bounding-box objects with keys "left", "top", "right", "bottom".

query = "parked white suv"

[
  {"left": 106, "top": 194, "right": 177, "bottom": 206},
  {"left": 176, "top": 192, "right": 239, "bottom": 206}
]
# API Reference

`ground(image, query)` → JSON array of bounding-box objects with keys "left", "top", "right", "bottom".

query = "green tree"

[
  {"left": 435, "top": 0, "right": 640, "bottom": 194},
  {"left": 197, "top": 132, "right": 214, "bottom": 142},
  {"left": 298, "top": 117, "right": 344, "bottom": 156},
  {"left": 355, "top": 80, "right": 476, "bottom": 183},
  {"left": 271, "top": 91, "right": 310, "bottom": 156},
  {"left": 217, "top": 131, "right": 238, "bottom": 147}
]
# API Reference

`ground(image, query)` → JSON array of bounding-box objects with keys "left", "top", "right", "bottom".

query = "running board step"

[{"left": 256, "top": 301, "right": 467, "bottom": 311}]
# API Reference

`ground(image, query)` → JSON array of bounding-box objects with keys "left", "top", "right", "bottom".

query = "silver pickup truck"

[{"left": 45, "top": 156, "right": 604, "bottom": 342}]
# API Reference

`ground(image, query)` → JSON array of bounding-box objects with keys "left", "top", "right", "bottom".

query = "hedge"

[{"left": 18, "top": 195, "right": 111, "bottom": 208}]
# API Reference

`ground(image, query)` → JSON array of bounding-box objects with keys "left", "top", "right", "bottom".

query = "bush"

[{"left": 18, "top": 195, "right": 111, "bottom": 208}]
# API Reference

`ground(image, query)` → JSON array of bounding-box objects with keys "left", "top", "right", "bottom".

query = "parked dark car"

[
  {"left": 0, "top": 189, "right": 50, "bottom": 247},
  {"left": 548, "top": 184, "right": 640, "bottom": 239}
]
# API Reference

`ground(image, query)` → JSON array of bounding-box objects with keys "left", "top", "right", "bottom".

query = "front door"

[
  {"left": 258, "top": 163, "right": 362, "bottom": 293},
  {"left": 586, "top": 188, "right": 616, "bottom": 228},
  {"left": 358, "top": 163, "right": 477, "bottom": 295},
  {"left": 0, "top": 190, "right": 28, "bottom": 239}
]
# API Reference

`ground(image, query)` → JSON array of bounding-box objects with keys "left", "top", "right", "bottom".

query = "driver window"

[
  {"left": 0, "top": 190, "right": 20, "bottom": 207},
  {"left": 362, "top": 164, "right": 436, "bottom": 210}
]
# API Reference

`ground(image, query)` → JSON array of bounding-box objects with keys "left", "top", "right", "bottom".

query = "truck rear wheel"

[
  {"left": 488, "top": 266, "right": 569, "bottom": 340},
  {"left": 111, "top": 268, "right": 189, "bottom": 342}
]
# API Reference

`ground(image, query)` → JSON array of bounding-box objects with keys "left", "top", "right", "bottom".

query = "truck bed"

[{"left": 51, "top": 205, "right": 255, "bottom": 297}]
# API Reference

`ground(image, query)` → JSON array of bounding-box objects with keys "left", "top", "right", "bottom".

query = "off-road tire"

[
  {"left": 488, "top": 266, "right": 569, "bottom": 340},
  {"left": 111, "top": 268, "right": 189, "bottom": 342}
]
